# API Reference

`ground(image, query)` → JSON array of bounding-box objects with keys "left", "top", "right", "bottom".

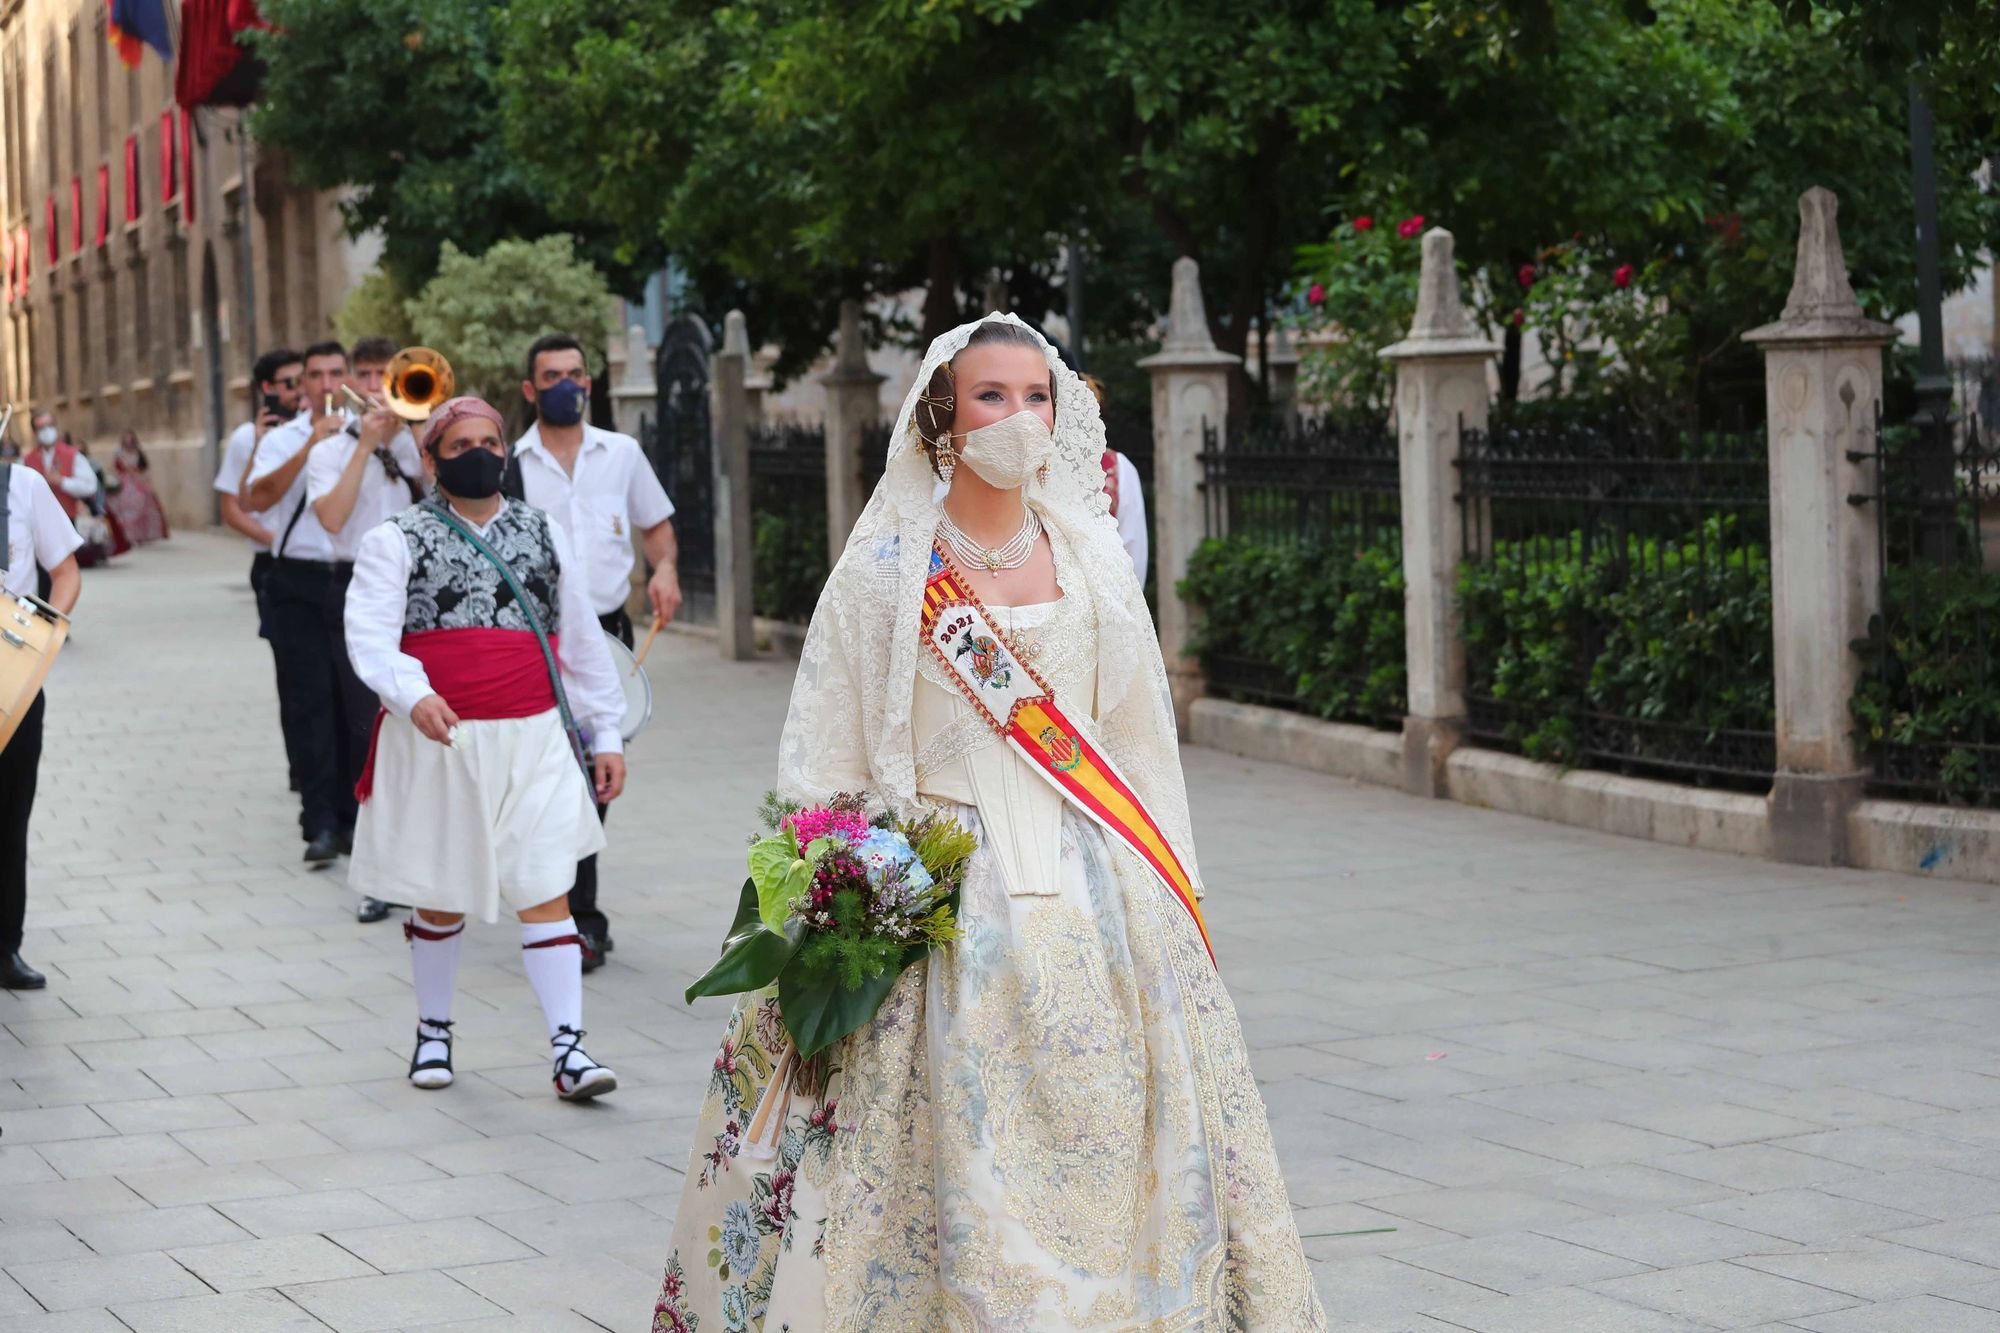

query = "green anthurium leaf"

[
  {"left": 685, "top": 878, "right": 802, "bottom": 1004},
  {"left": 749, "top": 833, "right": 811, "bottom": 932},
  {"left": 777, "top": 950, "right": 910, "bottom": 1060},
  {"left": 747, "top": 833, "right": 795, "bottom": 897}
]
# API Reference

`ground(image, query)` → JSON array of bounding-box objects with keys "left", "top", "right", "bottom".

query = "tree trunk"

[{"left": 922, "top": 236, "right": 959, "bottom": 345}]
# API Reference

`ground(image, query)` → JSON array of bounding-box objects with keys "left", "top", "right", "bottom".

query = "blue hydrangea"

[{"left": 854, "top": 827, "right": 932, "bottom": 897}]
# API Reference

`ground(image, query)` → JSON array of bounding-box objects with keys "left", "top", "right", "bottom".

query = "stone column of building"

[
  {"left": 1746, "top": 187, "right": 1895, "bottom": 865},
  {"left": 819, "top": 299, "right": 883, "bottom": 568},
  {"left": 609, "top": 322, "right": 655, "bottom": 444},
  {"left": 1138, "top": 257, "right": 1240, "bottom": 734},
  {"left": 712, "top": 309, "right": 755, "bottom": 660},
  {"left": 1380, "top": 229, "right": 1500, "bottom": 798}
]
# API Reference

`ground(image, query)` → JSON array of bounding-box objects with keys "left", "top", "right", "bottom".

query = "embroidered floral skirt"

[{"left": 653, "top": 807, "right": 1325, "bottom": 1332}]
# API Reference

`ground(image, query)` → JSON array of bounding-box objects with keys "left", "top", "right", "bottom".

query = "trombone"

[{"left": 341, "top": 346, "right": 455, "bottom": 423}]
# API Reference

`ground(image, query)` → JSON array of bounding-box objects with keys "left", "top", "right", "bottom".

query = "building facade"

[{"left": 0, "top": 0, "right": 365, "bottom": 527}]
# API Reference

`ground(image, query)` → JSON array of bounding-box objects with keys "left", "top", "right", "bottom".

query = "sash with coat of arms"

[{"left": 920, "top": 545, "right": 1213, "bottom": 963}]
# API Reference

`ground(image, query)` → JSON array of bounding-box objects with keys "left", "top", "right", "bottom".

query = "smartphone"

[{"left": 262, "top": 393, "right": 285, "bottom": 417}]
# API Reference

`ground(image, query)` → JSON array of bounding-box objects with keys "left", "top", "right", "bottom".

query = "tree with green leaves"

[{"left": 248, "top": 0, "right": 656, "bottom": 295}]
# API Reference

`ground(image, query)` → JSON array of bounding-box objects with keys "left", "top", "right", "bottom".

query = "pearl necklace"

[{"left": 938, "top": 505, "right": 1042, "bottom": 573}]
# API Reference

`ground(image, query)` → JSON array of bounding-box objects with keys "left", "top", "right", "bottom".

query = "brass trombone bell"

[{"left": 384, "top": 347, "right": 455, "bottom": 422}]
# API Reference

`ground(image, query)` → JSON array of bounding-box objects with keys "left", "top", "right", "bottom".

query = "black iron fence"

[
  {"left": 1456, "top": 412, "right": 1776, "bottom": 789},
  {"left": 1851, "top": 390, "right": 2000, "bottom": 806},
  {"left": 748, "top": 422, "right": 829, "bottom": 624},
  {"left": 1186, "top": 413, "right": 1406, "bottom": 728}
]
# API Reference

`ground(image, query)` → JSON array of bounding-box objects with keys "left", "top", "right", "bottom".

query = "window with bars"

[
  {"left": 132, "top": 251, "right": 152, "bottom": 380},
  {"left": 170, "top": 236, "right": 189, "bottom": 369},
  {"left": 74, "top": 276, "right": 90, "bottom": 397},
  {"left": 103, "top": 267, "right": 120, "bottom": 388}
]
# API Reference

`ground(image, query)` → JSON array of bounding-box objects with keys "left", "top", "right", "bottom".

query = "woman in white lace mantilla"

[{"left": 652, "top": 315, "right": 1325, "bottom": 1332}]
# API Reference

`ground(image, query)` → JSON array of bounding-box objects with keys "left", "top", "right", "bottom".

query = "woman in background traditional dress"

[{"left": 106, "top": 429, "right": 170, "bottom": 545}]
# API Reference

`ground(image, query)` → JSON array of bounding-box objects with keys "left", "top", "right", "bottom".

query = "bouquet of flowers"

[{"left": 685, "top": 793, "right": 976, "bottom": 1057}]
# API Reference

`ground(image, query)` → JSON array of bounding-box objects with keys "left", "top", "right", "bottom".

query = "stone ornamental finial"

[
  {"left": 722, "top": 309, "right": 750, "bottom": 357},
  {"left": 1781, "top": 187, "right": 1864, "bottom": 323},
  {"left": 1380, "top": 228, "right": 1498, "bottom": 361},
  {"left": 1162, "top": 256, "right": 1218, "bottom": 354},
  {"left": 1410, "top": 229, "right": 1474, "bottom": 341},
  {"left": 834, "top": 299, "right": 869, "bottom": 374}
]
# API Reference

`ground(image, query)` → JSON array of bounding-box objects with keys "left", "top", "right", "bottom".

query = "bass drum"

[
  {"left": 1, "top": 591, "right": 68, "bottom": 753},
  {"left": 604, "top": 629, "right": 653, "bottom": 742}
]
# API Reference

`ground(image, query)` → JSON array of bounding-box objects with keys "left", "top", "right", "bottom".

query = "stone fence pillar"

[
  {"left": 1138, "top": 257, "right": 1241, "bottom": 734},
  {"left": 609, "top": 322, "right": 655, "bottom": 444},
  {"left": 1380, "top": 230, "right": 1500, "bottom": 797},
  {"left": 820, "top": 300, "right": 884, "bottom": 567},
  {"left": 1267, "top": 324, "right": 1301, "bottom": 419},
  {"left": 713, "top": 310, "right": 756, "bottom": 660},
  {"left": 1746, "top": 187, "right": 1894, "bottom": 864}
]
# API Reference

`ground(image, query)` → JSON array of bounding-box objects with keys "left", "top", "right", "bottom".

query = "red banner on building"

[
  {"left": 95, "top": 164, "right": 111, "bottom": 247},
  {"left": 179, "top": 109, "right": 196, "bottom": 223},
  {"left": 69, "top": 176, "right": 83, "bottom": 253},
  {"left": 2, "top": 231, "right": 11, "bottom": 304},
  {"left": 124, "top": 135, "right": 141, "bottom": 223},
  {"left": 17, "top": 225, "right": 29, "bottom": 295},
  {"left": 45, "top": 198, "right": 57, "bottom": 265},
  {"left": 159, "top": 110, "right": 176, "bottom": 204}
]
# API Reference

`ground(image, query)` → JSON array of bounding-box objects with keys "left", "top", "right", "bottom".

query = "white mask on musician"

[
  {"left": 35, "top": 426, "right": 57, "bottom": 446},
  {"left": 956, "top": 410, "right": 1054, "bottom": 490}
]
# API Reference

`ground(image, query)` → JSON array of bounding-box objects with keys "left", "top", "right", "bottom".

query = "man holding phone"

[{"left": 215, "top": 348, "right": 307, "bottom": 795}]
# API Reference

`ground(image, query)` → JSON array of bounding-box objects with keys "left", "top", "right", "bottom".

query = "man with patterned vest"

[{"left": 343, "top": 396, "right": 626, "bottom": 1100}]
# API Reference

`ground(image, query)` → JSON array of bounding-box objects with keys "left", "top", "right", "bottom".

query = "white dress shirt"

[
  {"left": 512, "top": 422, "right": 675, "bottom": 616},
  {"left": 304, "top": 426, "right": 425, "bottom": 561},
  {"left": 214, "top": 420, "right": 280, "bottom": 548},
  {"left": 25, "top": 444, "right": 98, "bottom": 500},
  {"left": 1110, "top": 451, "right": 1148, "bottom": 582},
  {"left": 247, "top": 414, "right": 338, "bottom": 561},
  {"left": 343, "top": 501, "right": 625, "bottom": 754},
  {"left": 3, "top": 462, "right": 85, "bottom": 596}
]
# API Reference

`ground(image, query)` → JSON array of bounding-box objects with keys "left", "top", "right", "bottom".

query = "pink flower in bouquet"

[
  {"left": 1352, "top": 216, "right": 1374, "bottom": 232},
  {"left": 1397, "top": 214, "right": 1425, "bottom": 238},
  {"left": 1306, "top": 282, "right": 1326, "bottom": 306},
  {"left": 785, "top": 803, "right": 870, "bottom": 847},
  {"left": 1518, "top": 263, "right": 1537, "bottom": 289},
  {"left": 1613, "top": 263, "right": 1635, "bottom": 288}
]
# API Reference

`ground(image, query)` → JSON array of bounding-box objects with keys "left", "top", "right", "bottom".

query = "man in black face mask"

[
  {"left": 508, "top": 333, "right": 681, "bottom": 970},
  {"left": 341, "top": 395, "right": 630, "bottom": 1100}
]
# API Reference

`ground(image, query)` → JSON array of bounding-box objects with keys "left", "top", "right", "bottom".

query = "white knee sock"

[
  {"left": 407, "top": 917, "right": 464, "bottom": 1061},
  {"left": 521, "top": 917, "right": 583, "bottom": 1041}
]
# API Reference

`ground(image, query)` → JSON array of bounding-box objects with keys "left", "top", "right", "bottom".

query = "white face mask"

[
  {"left": 35, "top": 426, "right": 57, "bottom": 446},
  {"left": 955, "top": 409, "right": 1054, "bottom": 490}
]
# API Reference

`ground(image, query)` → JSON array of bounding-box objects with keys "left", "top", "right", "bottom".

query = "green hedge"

[
  {"left": 1851, "top": 562, "right": 2000, "bottom": 800},
  {"left": 1180, "top": 531, "right": 1406, "bottom": 728},
  {"left": 1458, "top": 516, "right": 1775, "bottom": 766},
  {"left": 751, "top": 507, "right": 829, "bottom": 625}
]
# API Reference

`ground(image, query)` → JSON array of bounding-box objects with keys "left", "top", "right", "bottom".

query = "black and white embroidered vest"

[{"left": 393, "top": 500, "right": 561, "bottom": 634}]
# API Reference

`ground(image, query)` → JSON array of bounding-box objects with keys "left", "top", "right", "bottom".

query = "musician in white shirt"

[
  {"left": 1, "top": 461, "right": 83, "bottom": 991},
  {"left": 242, "top": 340, "right": 368, "bottom": 874},
  {"left": 509, "top": 333, "right": 681, "bottom": 967}
]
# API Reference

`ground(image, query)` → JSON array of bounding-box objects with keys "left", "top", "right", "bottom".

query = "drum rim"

[{"left": 604, "top": 630, "right": 653, "bottom": 741}]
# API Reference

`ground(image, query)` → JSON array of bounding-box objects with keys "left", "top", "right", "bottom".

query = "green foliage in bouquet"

[{"left": 686, "top": 797, "right": 971, "bottom": 1059}]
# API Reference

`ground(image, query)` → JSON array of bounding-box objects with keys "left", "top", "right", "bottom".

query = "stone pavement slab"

[{"left": 4, "top": 531, "right": 2000, "bottom": 1328}]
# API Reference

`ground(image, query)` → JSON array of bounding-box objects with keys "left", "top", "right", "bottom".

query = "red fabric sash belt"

[{"left": 355, "top": 628, "right": 560, "bottom": 803}]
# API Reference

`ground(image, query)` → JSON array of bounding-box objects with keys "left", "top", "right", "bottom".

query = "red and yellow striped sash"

[{"left": 921, "top": 545, "right": 1213, "bottom": 964}]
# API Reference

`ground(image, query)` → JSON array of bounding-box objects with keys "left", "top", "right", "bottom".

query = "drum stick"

[{"left": 633, "top": 617, "right": 664, "bottom": 672}]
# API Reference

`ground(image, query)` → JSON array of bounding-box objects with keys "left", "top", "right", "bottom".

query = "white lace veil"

[{"left": 775, "top": 312, "right": 1204, "bottom": 892}]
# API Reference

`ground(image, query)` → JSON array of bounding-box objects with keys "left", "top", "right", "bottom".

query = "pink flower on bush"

[
  {"left": 1397, "top": 215, "right": 1425, "bottom": 239},
  {"left": 1613, "top": 263, "right": 1635, "bottom": 289},
  {"left": 1517, "top": 263, "right": 1537, "bottom": 289},
  {"left": 1352, "top": 216, "right": 1374, "bottom": 232},
  {"left": 1306, "top": 282, "right": 1326, "bottom": 306}
]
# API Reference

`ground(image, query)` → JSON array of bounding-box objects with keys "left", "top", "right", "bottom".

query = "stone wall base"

[
  {"left": 1847, "top": 799, "right": 2000, "bottom": 885},
  {"left": 1188, "top": 698, "right": 1407, "bottom": 791}
]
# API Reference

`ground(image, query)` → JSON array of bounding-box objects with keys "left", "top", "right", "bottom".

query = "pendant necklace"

[{"left": 939, "top": 504, "right": 1042, "bottom": 573}]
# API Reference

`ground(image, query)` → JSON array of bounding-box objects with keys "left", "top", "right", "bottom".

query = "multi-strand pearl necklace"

[{"left": 938, "top": 505, "right": 1043, "bottom": 573}]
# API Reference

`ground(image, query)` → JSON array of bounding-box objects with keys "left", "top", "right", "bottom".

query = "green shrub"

[
  {"left": 751, "top": 505, "right": 829, "bottom": 625},
  {"left": 1180, "top": 530, "right": 1406, "bottom": 728},
  {"left": 1459, "top": 515, "right": 1774, "bottom": 767},
  {"left": 1851, "top": 562, "right": 2000, "bottom": 802}
]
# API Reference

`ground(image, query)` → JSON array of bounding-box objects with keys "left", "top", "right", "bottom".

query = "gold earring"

[{"left": 937, "top": 436, "right": 957, "bottom": 485}]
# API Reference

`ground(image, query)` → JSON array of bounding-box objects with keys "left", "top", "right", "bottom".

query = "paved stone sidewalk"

[{"left": 5, "top": 531, "right": 2000, "bottom": 1331}]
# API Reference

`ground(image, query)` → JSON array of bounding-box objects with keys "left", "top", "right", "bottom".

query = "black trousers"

[
  {"left": 0, "top": 691, "right": 45, "bottom": 955},
  {"left": 326, "top": 563, "right": 383, "bottom": 800},
  {"left": 264, "top": 558, "right": 357, "bottom": 841},
  {"left": 252, "top": 552, "right": 307, "bottom": 798},
  {"left": 568, "top": 608, "right": 634, "bottom": 939}
]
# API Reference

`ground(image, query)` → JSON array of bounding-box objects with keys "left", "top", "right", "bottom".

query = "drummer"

[
  {"left": 2, "top": 456, "right": 84, "bottom": 991},
  {"left": 507, "top": 333, "right": 681, "bottom": 970}
]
